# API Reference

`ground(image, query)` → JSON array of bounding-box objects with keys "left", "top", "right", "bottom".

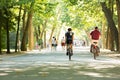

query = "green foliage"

[
  {"left": 0, "top": 0, "right": 119, "bottom": 50},
  {"left": 69, "top": 0, "right": 78, "bottom": 5},
  {"left": 9, "top": 31, "right": 16, "bottom": 49},
  {"left": 38, "top": 39, "right": 43, "bottom": 45},
  {"left": 1, "top": 29, "right": 7, "bottom": 49}
]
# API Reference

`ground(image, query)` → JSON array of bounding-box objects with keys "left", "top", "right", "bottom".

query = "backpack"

[{"left": 66, "top": 32, "right": 73, "bottom": 41}]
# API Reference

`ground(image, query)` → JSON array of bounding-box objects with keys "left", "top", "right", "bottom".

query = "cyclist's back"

[
  {"left": 90, "top": 27, "right": 100, "bottom": 39},
  {"left": 90, "top": 27, "right": 101, "bottom": 45},
  {"left": 65, "top": 31, "right": 73, "bottom": 44}
]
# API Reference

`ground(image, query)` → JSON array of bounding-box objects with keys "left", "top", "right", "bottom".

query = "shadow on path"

[{"left": 0, "top": 46, "right": 120, "bottom": 80}]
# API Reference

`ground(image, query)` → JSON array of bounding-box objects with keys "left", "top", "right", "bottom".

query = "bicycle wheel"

[
  {"left": 93, "top": 51, "right": 97, "bottom": 59},
  {"left": 68, "top": 48, "right": 72, "bottom": 61},
  {"left": 91, "top": 45, "right": 97, "bottom": 59}
]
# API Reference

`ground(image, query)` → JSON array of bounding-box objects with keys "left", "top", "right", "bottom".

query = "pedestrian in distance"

[
  {"left": 61, "top": 37, "right": 65, "bottom": 50},
  {"left": 54, "top": 37, "right": 58, "bottom": 51},
  {"left": 51, "top": 37, "right": 58, "bottom": 51}
]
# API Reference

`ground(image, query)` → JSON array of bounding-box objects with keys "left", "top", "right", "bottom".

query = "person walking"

[
  {"left": 51, "top": 37, "right": 57, "bottom": 51},
  {"left": 54, "top": 37, "right": 58, "bottom": 51},
  {"left": 61, "top": 37, "right": 65, "bottom": 50}
]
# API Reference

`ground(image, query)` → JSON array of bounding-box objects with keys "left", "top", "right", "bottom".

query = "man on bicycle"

[
  {"left": 65, "top": 28, "right": 74, "bottom": 56},
  {"left": 90, "top": 27, "right": 101, "bottom": 53}
]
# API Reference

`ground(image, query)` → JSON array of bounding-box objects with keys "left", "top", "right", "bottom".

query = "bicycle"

[
  {"left": 90, "top": 42, "right": 100, "bottom": 59},
  {"left": 67, "top": 44, "right": 73, "bottom": 61}
]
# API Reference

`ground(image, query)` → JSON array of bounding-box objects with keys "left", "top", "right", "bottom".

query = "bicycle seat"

[{"left": 93, "top": 42, "right": 97, "bottom": 44}]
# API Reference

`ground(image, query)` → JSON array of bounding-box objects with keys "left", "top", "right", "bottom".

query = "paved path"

[{"left": 0, "top": 46, "right": 120, "bottom": 80}]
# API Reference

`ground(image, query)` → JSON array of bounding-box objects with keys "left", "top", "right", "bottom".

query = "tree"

[
  {"left": 100, "top": 2, "right": 119, "bottom": 51},
  {"left": 15, "top": 5, "right": 22, "bottom": 52},
  {"left": 116, "top": 0, "right": 120, "bottom": 52},
  {"left": 21, "top": 2, "right": 34, "bottom": 51}
]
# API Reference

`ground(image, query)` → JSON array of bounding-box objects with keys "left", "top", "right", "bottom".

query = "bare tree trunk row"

[{"left": 101, "top": 2, "right": 119, "bottom": 51}]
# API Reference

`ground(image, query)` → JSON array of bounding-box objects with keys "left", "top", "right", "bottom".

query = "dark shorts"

[
  {"left": 52, "top": 44, "right": 54, "bottom": 46},
  {"left": 66, "top": 40, "right": 72, "bottom": 44}
]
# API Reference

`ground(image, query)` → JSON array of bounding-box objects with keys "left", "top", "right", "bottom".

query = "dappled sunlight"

[
  {"left": 1, "top": 47, "right": 120, "bottom": 80},
  {"left": 76, "top": 71, "right": 119, "bottom": 78},
  {"left": 76, "top": 71, "right": 104, "bottom": 77},
  {"left": 94, "top": 64, "right": 116, "bottom": 69},
  {"left": 0, "top": 68, "right": 11, "bottom": 71},
  {"left": 13, "top": 68, "right": 27, "bottom": 72},
  {"left": 4, "top": 70, "right": 13, "bottom": 72},
  {"left": 26, "top": 46, "right": 90, "bottom": 54},
  {"left": 87, "top": 63, "right": 117, "bottom": 69},
  {"left": 76, "top": 69, "right": 120, "bottom": 78},
  {"left": 0, "top": 73, "right": 8, "bottom": 76},
  {"left": 38, "top": 72, "right": 50, "bottom": 77}
]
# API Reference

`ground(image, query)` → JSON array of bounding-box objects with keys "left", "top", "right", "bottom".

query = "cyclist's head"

[
  {"left": 95, "top": 26, "right": 98, "bottom": 29},
  {"left": 68, "top": 28, "right": 72, "bottom": 31}
]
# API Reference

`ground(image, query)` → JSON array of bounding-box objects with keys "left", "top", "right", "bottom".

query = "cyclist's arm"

[
  {"left": 72, "top": 33, "right": 74, "bottom": 44},
  {"left": 65, "top": 33, "right": 67, "bottom": 44}
]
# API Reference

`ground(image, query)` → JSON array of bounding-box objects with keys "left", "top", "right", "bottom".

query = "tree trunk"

[
  {"left": 22, "top": 8, "right": 27, "bottom": 31},
  {"left": 21, "top": 2, "right": 34, "bottom": 51},
  {"left": 101, "top": 21, "right": 106, "bottom": 49},
  {"left": 85, "top": 30, "right": 91, "bottom": 46},
  {"left": 116, "top": 0, "right": 120, "bottom": 52},
  {"left": 101, "top": 2, "right": 119, "bottom": 51},
  {"left": 109, "top": 30, "right": 114, "bottom": 51},
  {"left": 0, "top": 25, "right": 1, "bottom": 54},
  {"left": 15, "top": 5, "right": 22, "bottom": 52},
  {"left": 28, "top": 16, "right": 34, "bottom": 50},
  {"left": 106, "top": 26, "right": 114, "bottom": 50},
  {"left": 43, "top": 31, "right": 46, "bottom": 48},
  {"left": 6, "top": 18, "right": 10, "bottom": 53},
  {"left": 56, "top": 24, "right": 61, "bottom": 42},
  {"left": 40, "top": 20, "right": 47, "bottom": 39},
  {"left": 106, "top": 27, "right": 109, "bottom": 49},
  {"left": 49, "top": 26, "right": 56, "bottom": 44},
  {"left": 5, "top": 8, "right": 10, "bottom": 53}
]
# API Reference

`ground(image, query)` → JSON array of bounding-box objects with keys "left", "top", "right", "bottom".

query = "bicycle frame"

[
  {"left": 67, "top": 44, "right": 72, "bottom": 61},
  {"left": 91, "top": 42, "right": 99, "bottom": 59}
]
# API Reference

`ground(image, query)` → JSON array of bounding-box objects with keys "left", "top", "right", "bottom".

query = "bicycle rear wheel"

[
  {"left": 91, "top": 45, "right": 97, "bottom": 59},
  {"left": 93, "top": 51, "right": 97, "bottom": 59},
  {"left": 68, "top": 48, "right": 72, "bottom": 61},
  {"left": 69, "top": 53, "right": 71, "bottom": 61}
]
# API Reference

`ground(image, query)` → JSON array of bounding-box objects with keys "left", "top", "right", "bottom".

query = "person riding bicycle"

[
  {"left": 90, "top": 26, "right": 101, "bottom": 53},
  {"left": 65, "top": 28, "right": 74, "bottom": 56}
]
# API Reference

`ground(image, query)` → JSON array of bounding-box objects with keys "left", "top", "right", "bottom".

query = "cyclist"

[
  {"left": 90, "top": 27, "right": 101, "bottom": 53},
  {"left": 65, "top": 28, "right": 74, "bottom": 56}
]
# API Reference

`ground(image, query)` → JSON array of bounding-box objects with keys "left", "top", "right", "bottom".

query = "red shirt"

[{"left": 90, "top": 29, "right": 100, "bottom": 40}]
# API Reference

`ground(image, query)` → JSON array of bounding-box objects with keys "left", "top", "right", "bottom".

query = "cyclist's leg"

[
  {"left": 90, "top": 40, "right": 99, "bottom": 53},
  {"left": 66, "top": 44, "right": 70, "bottom": 55},
  {"left": 91, "top": 40, "right": 98, "bottom": 46},
  {"left": 92, "top": 40, "right": 100, "bottom": 57},
  {"left": 90, "top": 44, "right": 94, "bottom": 53},
  {"left": 69, "top": 43, "right": 73, "bottom": 55}
]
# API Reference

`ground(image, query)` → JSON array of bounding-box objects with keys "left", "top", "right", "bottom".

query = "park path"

[{"left": 0, "top": 46, "right": 120, "bottom": 80}]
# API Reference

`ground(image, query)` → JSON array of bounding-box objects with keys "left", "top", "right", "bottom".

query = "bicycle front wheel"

[{"left": 69, "top": 52, "right": 71, "bottom": 61}]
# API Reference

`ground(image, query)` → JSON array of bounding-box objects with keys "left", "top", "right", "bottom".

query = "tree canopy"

[{"left": 0, "top": 0, "right": 120, "bottom": 53}]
